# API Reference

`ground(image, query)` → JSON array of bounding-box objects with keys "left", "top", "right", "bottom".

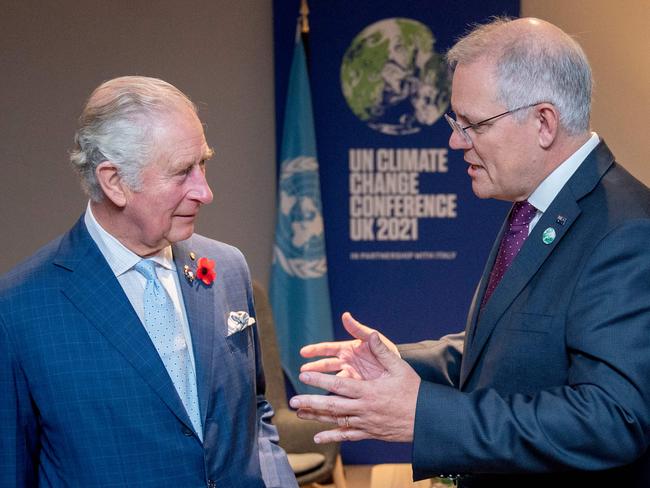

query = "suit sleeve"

[
  {"left": 398, "top": 332, "right": 465, "bottom": 388},
  {"left": 252, "top": 325, "right": 297, "bottom": 487},
  {"left": 242, "top": 279, "right": 297, "bottom": 488},
  {"left": 410, "top": 220, "right": 650, "bottom": 479},
  {"left": 0, "top": 313, "right": 39, "bottom": 486}
]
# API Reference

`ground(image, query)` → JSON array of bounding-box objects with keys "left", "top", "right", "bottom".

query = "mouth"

[{"left": 466, "top": 161, "right": 483, "bottom": 176}]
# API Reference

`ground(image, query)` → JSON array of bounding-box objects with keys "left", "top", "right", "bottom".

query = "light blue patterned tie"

[{"left": 135, "top": 259, "right": 202, "bottom": 439}]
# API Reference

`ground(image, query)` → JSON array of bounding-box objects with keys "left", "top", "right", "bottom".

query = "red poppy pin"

[
  {"left": 183, "top": 253, "right": 216, "bottom": 286},
  {"left": 196, "top": 257, "right": 216, "bottom": 285}
]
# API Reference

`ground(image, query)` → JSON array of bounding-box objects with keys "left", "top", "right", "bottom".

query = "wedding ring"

[{"left": 344, "top": 415, "right": 350, "bottom": 428}]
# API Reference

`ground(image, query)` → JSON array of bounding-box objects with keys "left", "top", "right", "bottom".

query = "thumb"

[{"left": 368, "top": 332, "right": 401, "bottom": 371}]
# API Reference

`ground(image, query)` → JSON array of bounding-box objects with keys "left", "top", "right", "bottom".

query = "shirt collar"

[
  {"left": 84, "top": 203, "right": 175, "bottom": 276},
  {"left": 528, "top": 132, "right": 600, "bottom": 213}
]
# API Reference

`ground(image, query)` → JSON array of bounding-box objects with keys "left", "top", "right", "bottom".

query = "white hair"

[
  {"left": 447, "top": 17, "right": 592, "bottom": 135},
  {"left": 70, "top": 76, "right": 198, "bottom": 201}
]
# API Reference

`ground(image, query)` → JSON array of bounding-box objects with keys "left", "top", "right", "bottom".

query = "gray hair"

[
  {"left": 447, "top": 17, "right": 592, "bottom": 135},
  {"left": 70, "top": 76, "right": 198, "bottom": 201}
]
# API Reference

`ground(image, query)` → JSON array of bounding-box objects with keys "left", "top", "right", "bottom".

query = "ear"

[
  {"left": 535, "top": 103, "right": 560, "bottom": 149},
  {"left": 95, "top": 161, "right": 129, "bottom": 207}
]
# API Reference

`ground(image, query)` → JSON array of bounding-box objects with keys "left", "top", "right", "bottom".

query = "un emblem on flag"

[{"left": 274, "top": 156, "right": 328, "bottom": 279}]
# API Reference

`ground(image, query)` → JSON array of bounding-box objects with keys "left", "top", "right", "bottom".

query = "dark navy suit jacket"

[
  {"left": 0, "top": 219, "right": 297, "bottom": 487},
  {"left": 400, "top": 141, "right": 650, "bottom": 487}
]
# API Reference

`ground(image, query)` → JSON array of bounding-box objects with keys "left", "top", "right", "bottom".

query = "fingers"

[
  {"left": 294, "top": 408, "right": 340, "bottom": 425},
  {"left": 293, "top": 409, "right": 368, "bottom": 443},
  {"left": 300, "top": 340, "right": 356, "bottom": 358},
  {"left": 293, "top": 408, "right": 356, "bottom": 427},
  {"left": 296, "top": 371, "right": 362, "bottom": 399},
  {"left": 300, "top": 358, "right": 370, "bottom": 378},
  {"left": 342, "top": 313, "right": 400, "bottom": 356},
  {"left": 341, "top": 312, "right": 376, "bottom": 341},
  {"left": 313, "top": 427, "right": 369, "bottom": 444},
  {"left": 290, "top": 396, "right": 358, "bottom": 427},
  {"left": 300, "top": 357, "right": 344, "bottom": 373}
]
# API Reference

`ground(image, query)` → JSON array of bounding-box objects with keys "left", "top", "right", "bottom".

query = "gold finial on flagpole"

[{"left": 300, "top": 0, "right": 310, "bottom": 34}]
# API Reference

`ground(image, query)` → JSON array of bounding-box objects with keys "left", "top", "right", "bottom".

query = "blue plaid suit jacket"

[{"left": 0, "top": 218, "right": 297, "bottom": 487}]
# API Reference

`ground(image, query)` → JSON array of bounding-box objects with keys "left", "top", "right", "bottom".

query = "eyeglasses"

[{"left": 444, "top": 102, "right": 542, "bottom": 145}]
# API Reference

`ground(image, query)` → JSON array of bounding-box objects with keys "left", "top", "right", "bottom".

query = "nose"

[
  {"left": 448, "top": 128, "right": 472, "bottom": 150},
  {"left": 188, "top": 165, "right": 214, "bottom": 204}
]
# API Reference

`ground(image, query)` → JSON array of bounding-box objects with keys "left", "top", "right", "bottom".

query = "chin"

[
  {"left": 471, "top": 184, "right": 490, "bottom": 200},
  {"left": 169, "top": 226, "right": 195, "bottom": 244}
]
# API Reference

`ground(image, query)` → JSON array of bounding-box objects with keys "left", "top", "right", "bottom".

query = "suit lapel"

[
  {"left": 463, "top": 216, "right": 509, "bottom": 348},
  {"left": 55, "top": 218, "right": 193, "bottom": 428},
  {"left": 174, "top": 240, "right": 220, "bottom": 430},
  {"left": 459, "top": 141, "right": 615, "bottom": 389}
]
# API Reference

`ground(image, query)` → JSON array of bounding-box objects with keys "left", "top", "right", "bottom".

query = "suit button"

[{"left": 182, "top": 427, "right": 193, "bottom": 437}]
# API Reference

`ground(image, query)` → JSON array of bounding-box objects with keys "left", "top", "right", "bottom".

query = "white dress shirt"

[{"left": 84, "top": 203, "right": 198, "bottom": 371}]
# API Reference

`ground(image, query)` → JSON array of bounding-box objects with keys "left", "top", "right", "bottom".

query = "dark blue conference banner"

[{"left": 274, "top": 0, "right": 519, "bottom": 463}]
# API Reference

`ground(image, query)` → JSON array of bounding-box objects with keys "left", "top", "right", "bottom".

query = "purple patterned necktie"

[{"left": 481, "top": 201, "right": 537, "bottom": 307}]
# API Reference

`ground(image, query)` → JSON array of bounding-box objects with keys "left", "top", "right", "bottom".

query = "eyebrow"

[
  {"left": 451, "top": 109, "right": 472, "bottom": 124},
  {"left": 452, "top": 108, "right": 490, "bottom": 126},
  {"left": 170, "top": 153, "right": 213, "bottom": 174},
  {"left": 449, "top": 103, "right": 468, "bottom": 120}
]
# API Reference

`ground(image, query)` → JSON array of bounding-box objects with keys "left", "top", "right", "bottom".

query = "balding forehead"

[{"left": 497, "top": 17, "right": 580, "bottom": 50}]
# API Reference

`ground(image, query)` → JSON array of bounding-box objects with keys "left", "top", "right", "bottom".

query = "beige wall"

[
  {"left": 0, "top": 0, "right": 278, "bottom": 282},
  {"left": 1, "top": 1, "right": 648, "bottom": 282},
  {"left": 523, "top": 0, "right": 650, "bottom": 183}
]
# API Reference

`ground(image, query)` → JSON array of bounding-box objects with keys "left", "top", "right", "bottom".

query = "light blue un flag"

[{"left": 270, "top": 32, "right": 334, "bottom": 395}]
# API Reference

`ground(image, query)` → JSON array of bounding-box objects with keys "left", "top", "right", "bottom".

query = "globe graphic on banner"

[{"left": 341, "top": 18, "right": 450, "bottom": 135}]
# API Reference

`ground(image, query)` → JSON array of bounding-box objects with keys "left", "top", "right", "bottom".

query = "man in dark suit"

[
  {"left": 0, "top": 76, "right": 297, "bottom": 487},
  {"left": 290, "top": 17, "right": 650, "bottom": 487}
]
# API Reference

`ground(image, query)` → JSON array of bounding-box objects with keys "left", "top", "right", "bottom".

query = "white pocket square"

[{"left": 227, "top": 311, "right": 256, "bottom": 336}]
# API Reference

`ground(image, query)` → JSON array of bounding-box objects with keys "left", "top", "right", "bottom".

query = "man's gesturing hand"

[
  {"left": 290, "top": 331, "right": 421, "bottom": 443},
  {"left": 300, "top": 312, "right": 399, "bottom": 380}
]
